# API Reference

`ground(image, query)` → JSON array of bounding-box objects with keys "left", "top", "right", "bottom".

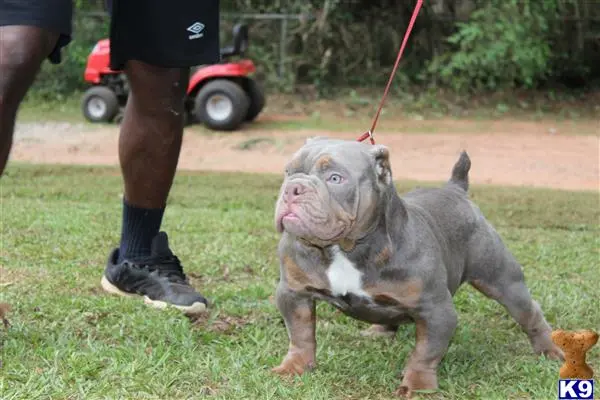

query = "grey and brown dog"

[{"left": 272, "top": 137, "right": 563, "bottom": 396}]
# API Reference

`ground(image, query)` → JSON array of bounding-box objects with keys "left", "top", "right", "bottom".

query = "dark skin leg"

[
  {"left": 0, "top": 26, "right": 59, "bottom": 175},
  {"left": 119, "top": 60, "right": 189, "bottom": 208}
]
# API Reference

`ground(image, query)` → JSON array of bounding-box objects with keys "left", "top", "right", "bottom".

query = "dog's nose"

[{"left": 284, "top": 183, "right": 306, "bottom": 202}]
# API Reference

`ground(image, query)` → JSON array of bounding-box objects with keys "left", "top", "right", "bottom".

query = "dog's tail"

[{"left": 449, "top": 151, "right": 471, "bottom": 192}]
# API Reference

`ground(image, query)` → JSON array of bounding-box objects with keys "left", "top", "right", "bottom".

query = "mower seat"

[{"left": 220, "top": 23, "right": 249, "bottom": 58}]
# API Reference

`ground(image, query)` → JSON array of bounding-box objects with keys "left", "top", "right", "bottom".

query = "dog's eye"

[{"left": 328, "top": 173, "right": 344, "bottom": 184}]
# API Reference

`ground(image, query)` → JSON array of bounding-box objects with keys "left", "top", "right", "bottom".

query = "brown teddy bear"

[{"left": 551, "top": 329, "right": 598, "bottom": 379}]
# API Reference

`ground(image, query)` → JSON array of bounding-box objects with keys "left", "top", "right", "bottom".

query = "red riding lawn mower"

[{"left": 81, "top": 24, "right": 265, "bottom": 131}]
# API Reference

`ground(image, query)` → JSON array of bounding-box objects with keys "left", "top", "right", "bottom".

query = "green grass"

[
  {"left": 18, "top": 96, "right": 84, "bottom": 123},
  {"left": 1, "top": 164, "right": 599, "bottom": 400}
]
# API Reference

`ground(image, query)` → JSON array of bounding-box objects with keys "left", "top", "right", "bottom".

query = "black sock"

[{"left": 117, "top": 199, "right": 165, "bottom": 263}]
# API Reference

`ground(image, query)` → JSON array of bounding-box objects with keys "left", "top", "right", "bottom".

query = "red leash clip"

[
  {"left": 357, "top": 0, "right": 423, "bottom": 145},
  {"left": 357, "top": 130, "right": 375, "bottom": 145}
]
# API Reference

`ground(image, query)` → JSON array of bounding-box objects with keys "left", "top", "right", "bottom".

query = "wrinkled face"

[{"left": 274, "top": 137, "right": 392, "bottom": 246}]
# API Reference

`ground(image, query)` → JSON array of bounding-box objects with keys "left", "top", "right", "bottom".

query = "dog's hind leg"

[{"left": 465, "top": 223, "right": 563, "bottom": 360}]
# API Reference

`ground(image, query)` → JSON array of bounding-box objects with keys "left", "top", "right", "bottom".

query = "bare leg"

[
  {"left": 0, "top": 26, "right": 59, "bottom": 174},
  {"left": 119, "top": 60, "right": 189, "bottom": 208},
  {"left": 272, "top": 284, "right": 317, "bottom": 375}
]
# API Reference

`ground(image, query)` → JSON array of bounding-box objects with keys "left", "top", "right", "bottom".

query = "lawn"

[{"left": 1, "top": 164, "right": 599, "bottom": 400}]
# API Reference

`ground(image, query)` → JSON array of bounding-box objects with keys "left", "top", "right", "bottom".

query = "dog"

[{"left": 272, "top": 137, "right": 563, "bottom": 397}]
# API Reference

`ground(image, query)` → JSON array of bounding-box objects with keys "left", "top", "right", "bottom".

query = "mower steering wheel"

[{"left": 231, "top": 24, "right": 249, "bottom": 56}]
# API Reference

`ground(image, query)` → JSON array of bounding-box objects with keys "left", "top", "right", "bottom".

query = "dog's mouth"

[
  {"left": 277, "top": 211, "right": 301, "bottom": 233},
  {"left": 276, "top": 208, "right": 350, "bottom": 245}
]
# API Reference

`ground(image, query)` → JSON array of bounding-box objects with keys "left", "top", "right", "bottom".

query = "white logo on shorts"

[{"left": 187, "top": 22, "right": 205, "bottom": 40}]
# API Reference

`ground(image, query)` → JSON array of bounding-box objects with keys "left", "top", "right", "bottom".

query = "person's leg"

[
  {"left": 116, "top": 61, "right": 188, "bottom": 261},
  {"left": 0, "top": 0, "right": 73, "bottom": 175},
  {"left": 0, "top": 27, "right": 57, "bottom": 173},
  {"left": 100, "top": 0, "right": 220, "bottom": 316},
  {"left": 101, "top": 59, "right": 209, "bottom": 314}
]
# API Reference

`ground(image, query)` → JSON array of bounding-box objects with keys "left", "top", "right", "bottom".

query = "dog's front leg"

[
  {"left": 397, "top": 296, "right": 458, "bottom": 398},
  {"left": 272, "top": 283, "right": 317, "bottom": 376}
]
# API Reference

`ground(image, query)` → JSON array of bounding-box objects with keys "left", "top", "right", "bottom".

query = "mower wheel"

[
  {"left": 81, "top": 86, "right": 119, "bottom": 123},
  {"left": 245, "top": 79, "right": 266, "bottom": 122},
  {"left": 193, "top": 79, "right": 250, "bottom": 131}
]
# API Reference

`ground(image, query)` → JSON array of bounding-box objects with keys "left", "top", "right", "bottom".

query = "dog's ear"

[{"left": 369, "top": 144, "right": 392, "bottom": 185}]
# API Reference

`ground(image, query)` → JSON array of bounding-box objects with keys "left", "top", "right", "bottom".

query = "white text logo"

[
  {"left": 558, "top": 379, "right": 594, "bottom": 399},
  {"left": 187, "top": 22, "right": 205, "bottom": 40}
]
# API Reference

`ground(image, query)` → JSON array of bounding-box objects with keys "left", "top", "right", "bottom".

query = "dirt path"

[{"left": 10, "top": 118, "right": 599, "bottom": 191}]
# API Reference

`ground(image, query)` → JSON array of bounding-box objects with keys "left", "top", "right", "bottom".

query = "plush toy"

[{"left": 551, "top": 329, "right": 598, "bottom": 379}]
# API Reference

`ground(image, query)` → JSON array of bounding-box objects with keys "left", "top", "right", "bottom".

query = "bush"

[{"left": 427, "top": 0, "right": 559, "bottom": 91}]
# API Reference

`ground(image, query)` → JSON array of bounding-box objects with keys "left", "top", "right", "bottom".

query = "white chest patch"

[{"left": 326, "top": 246, "right": 369, "bottom": 298}]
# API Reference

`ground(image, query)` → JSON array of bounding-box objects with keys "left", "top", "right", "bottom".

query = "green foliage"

[
  {"left": 428, "top": 1, "right": 558, "bottom": 91},
  {"left": 25, "top": 0, "right": 600, "bottom": 101},
  {"left": 28, "top": 15, "right": 109, "bottom": 101}
]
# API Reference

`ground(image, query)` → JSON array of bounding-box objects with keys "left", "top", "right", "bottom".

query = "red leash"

[{"left": 357, "top": 0, "right": 424, "bottom": 145}]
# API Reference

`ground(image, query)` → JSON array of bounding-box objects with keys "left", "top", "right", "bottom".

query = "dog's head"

[{"left": 274, "top": 137, "right": 393, "bottom": 246}]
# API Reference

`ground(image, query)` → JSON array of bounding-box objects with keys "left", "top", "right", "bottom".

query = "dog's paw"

[
  {"left": 272, "top": 350, "right": 315, "bottom": 376},
  {"left": 533, "top": 333, "right": 565, "bottom": 361},
  {"left": 360, "top": 324, "right": 398, "bottom": 338},
  {"left": 396, "top": 368, "right": 438, "bottom": 398},
  {"left": 542, "top": 345, "right": 565, "bottom": 361}
]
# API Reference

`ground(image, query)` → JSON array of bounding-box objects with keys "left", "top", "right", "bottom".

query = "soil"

[{"left": 10, "top": 117, "right": 599, "bottom": 191}]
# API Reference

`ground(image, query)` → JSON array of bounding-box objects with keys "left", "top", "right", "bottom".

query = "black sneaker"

[{"left": 100, "top": 232, "right": 208, "bottom": 316}]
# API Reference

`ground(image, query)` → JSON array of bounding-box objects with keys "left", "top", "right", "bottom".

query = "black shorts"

[{"left": 0, "top": 0, "right": 220, "bottom": 69}]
